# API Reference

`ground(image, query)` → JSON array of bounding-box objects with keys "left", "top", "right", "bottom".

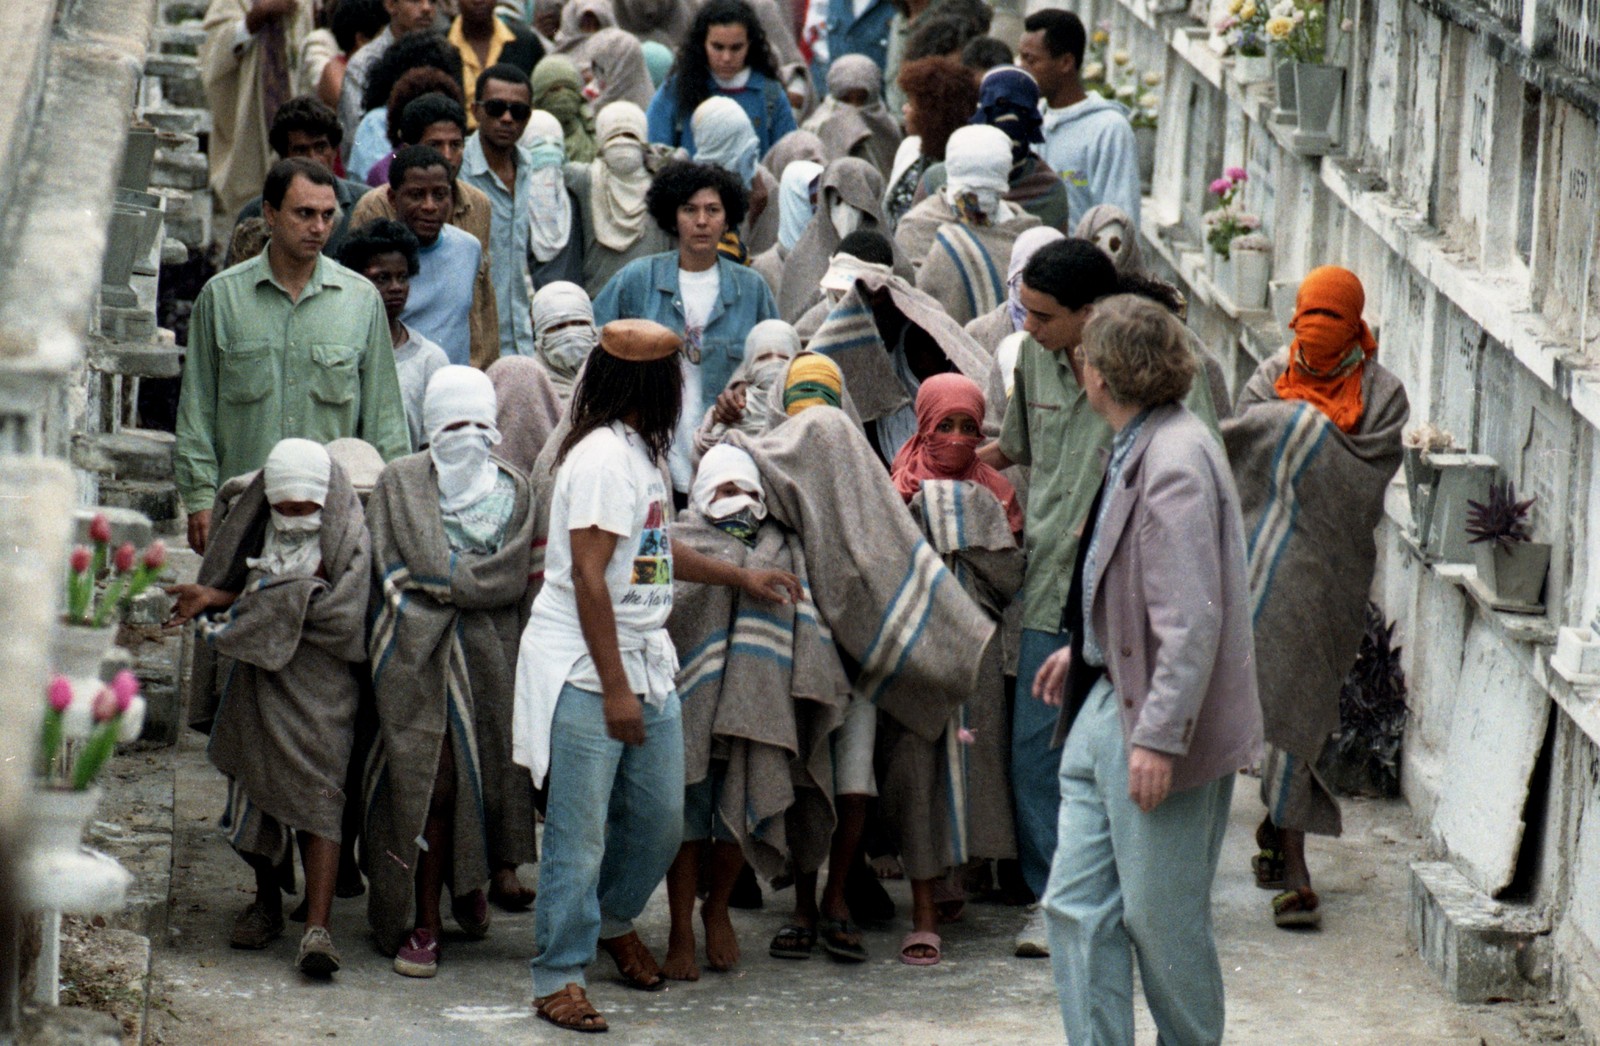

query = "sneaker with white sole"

[
  {"left": 296, "top": 926, "right": 341, "bottom": 978},
  {"left": 1014, "top": 903, "right": 1050, "bottom": 958}
]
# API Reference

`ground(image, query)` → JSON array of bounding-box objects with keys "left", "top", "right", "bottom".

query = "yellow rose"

[
  {"left": 1265, "top": 15, "right": 1294, "bottom": 38},
  {"left": 1113, "top": 50, "right": 1131, "bottom": 65},
  {"left": 1143, "top": 70, "right": 1162, "bottom": 85},
  {"left": 1228, "top": 0, "right": 1243, "bottom": 13},
  {"left": 1092, "top": 29, "right": 1109, "bottom": 45},
  {"left": 1240, "top": 3, "right": 1257, "bottom": 20}
]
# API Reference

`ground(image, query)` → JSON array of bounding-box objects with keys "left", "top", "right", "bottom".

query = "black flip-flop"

[
  {"left": 820, "top": 918, "right": 868, "bottom": 963},
  {"left": 768, "top": 923, "right": 815, "bottom": 960}
]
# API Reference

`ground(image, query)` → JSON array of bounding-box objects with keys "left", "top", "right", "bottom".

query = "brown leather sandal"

[
  {"left": 534, "top": 983, "right": 608, "bottom": 1033},
  {"left": 599, "top": 931, "right": 666, "bottom": 991}
]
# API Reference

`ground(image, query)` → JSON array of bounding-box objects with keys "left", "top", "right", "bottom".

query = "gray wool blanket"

[
  {"left": 901, "top": 201, "right": 1041, "bottom": 328},
  {"left": 363, "top": 452, "right": 535, "bottom": 955},
  {"left": 805, "top": 269, "right": 996, "bottom": 426},
  {"left": 878, "top": 479, "right": 1023, "bottom": 877},
  {"left": 195, "top": 465, "right": 370, "bottom": 852},
  {"left": 669, "top": 516, "right": 851, "bottom": 877},
  {"left": 728, "top": 408, "right": 996, "bottom": 743},
  {"left": 1223, "top": 351, "right": 1408, "bottom": 762}
]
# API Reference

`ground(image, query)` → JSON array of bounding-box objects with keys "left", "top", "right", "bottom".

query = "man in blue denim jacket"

[{"left": 593, "top": 160, "right": 779, "bottom": 498}]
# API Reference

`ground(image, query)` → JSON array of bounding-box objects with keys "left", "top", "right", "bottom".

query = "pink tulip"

[
  {"left": 1209, "top": 177, "right": 1233, "bottom": 195},
  {"left": 1226, "top": 166, "right": 1249, "bottom": 183},
  {"left": 113, "top": 542, "right": 135, "bottom": 573},
  {"left": 88, "top": 514, "right": 111, "bottom": 544},
  {"left": 111, "top": 670, "right": 140, "bottom": 708},
  {"left": 70, "top": 546, "right": 91, "bottom": 574},
  {"left": 142, "top": 541, "right": 167, "bottom": 571},
  {"left": 957, "top": 727, "right": 977, "bottom": 745},
  {"left": 48, "top": 675, "right": 73, "bottom": 713},
  {"left": 92, "top": 686, "right": 121, "bottom": 722}
]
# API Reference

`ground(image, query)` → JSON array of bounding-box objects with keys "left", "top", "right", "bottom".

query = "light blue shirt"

[
  {"left": 460, "top": 133, "right": 535, "bottom": 357},
  {"left": 1040, "top": 95, "right": 1143, "bottom": 231},
  {"left": 348, "top": 108, "right": 391, "bottom": 186},
  {"left": 400, "top": 224, "right": 481, "bottom": 366}
]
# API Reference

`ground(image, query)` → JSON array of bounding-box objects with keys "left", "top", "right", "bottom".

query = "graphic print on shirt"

[{"left": 626, "top": 498, "right": 673, "bottom": 594}]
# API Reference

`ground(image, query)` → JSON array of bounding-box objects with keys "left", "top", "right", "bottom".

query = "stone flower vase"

[
  {"left": 1402, "top": 447, "right": 1443, "bottom": 541},
  {"left": 1209, "top": 250, "right": 1236, "bottom": 305},
  {"left": 51, "top": 621, "right": 117, "bottom": 682},
  {"left": 1134, "top": 125, "right": 1156, "bottom": 195},
  {"left": 1473, "top": 541, "right": 1550, "bottom": 609},
  {"left": 1421, "top": 453, "right": 1496, "bottom": 563},
  {"left": 1234, "top": 52, "right": 1273, "bottom": 84},
  {"left": 1272, "top": 60, "right": 1298, "bottom": 124},
  {"left": 1292, "top": 63, "right": 1345, "bottom": 151},
  {"left": 1232, "top": 243, "right": 1272, "bottom": 308}
]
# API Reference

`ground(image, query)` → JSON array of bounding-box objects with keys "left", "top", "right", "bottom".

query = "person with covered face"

[
  {"left": 898, "top": 124, "right": 1043, "bottom": 328},
  {"left": 528, "top": 280, "right": 599, "bottom": 403},
  {"left": 883, "top": 54, "right": 979, "bottom": 230},
  {"left": 530, "top": 54, "right": 599, "bottom": 161},
  {"left": 694, "top": 320, "right": 804, "bottom": 456},
  {"left": 1223, "top": 266, "right": 1407, "bottom": 930},
  {"left": 581, "top": 27, "right": 655, "bottom": 111},
  {"left": 691, "top": 97, "right": 782, "bottom": 258},
  {"left": 512, "top": 320, "right": 800, "bottom": 1033},
  {"left": 966, "top": 225, "right": 1064, "bottom": 365},
  {"left": 916, "top": 66, "right": 1072, "bottom": 233},
  {"left": 170, "top": 438, "right": 371, "bottom": 977},
  {"left": 751, "top": 158, "right": 825, "bottom": 298},
  {"left": 777, "top": 156, "right": 895, "bottom": 323},
  {"left": 565, "top": 101, "right": 676, "bottom": 294},
  {"left": 592, "top": 161, "right": 780, "bottom": 501},
  {"left": 811, "top": 54, "right": 902, "bottom": 178},
  {"left": 364, "top": 366, "right": 539, "bottom": 978},
  {"left": 880, "top": 373, "right": 1022, "bottom": 966}
]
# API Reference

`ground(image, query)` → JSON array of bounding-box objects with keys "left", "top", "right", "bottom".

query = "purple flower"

[
  {"left": 70, "top": 546, "right": 91, "bottom": 574},
  {"left": 48, "top": 675, "right": 73, "bottom": 713},
  {"left": 1209, "top": 178, "right": 1233, "bottom": 195},
  {"left": 1226, "top": 166, "right": 1249, "bottom": 183},
  {"left": 111, "top": 670, "right": 140, "bottom": 708}
]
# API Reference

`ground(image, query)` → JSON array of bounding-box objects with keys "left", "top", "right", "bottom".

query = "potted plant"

[
  {"left": 1082, "top": 22, "right": 1113, "bottom": 98},
  {"left": 1400, "top": 422, "right": 1457, "bottom": 542},
  {"left": 1231, "top": 233, "right": 1272, "bottom": 307},
  {"left": 1108, "top": 57, "right": 1162, "bottom": 193},
  {"left": 1420, "top": 452, "right": 1495, "bottom": 563},
  {"left": 54, "top": 512, "right": 167, "bottom": 681},
  {"left": 1271, "top": 0, "right": 1344, "bottom": 152},
  {"left": 1466, "top": 480, "right": 1550, "bottom": 610},
  {"left": 1215, "top": 0, "right": 1273, "bottom": 83},
  {"left": 1204, "top": 168, "right": 1260, "bottom": 298}
]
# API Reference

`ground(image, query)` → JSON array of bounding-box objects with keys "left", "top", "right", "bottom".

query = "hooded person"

[
  {"left": 487, "top": 355, "right": 565, "bottom": 476},
  {"left": 751, "top": 159, "right": 824, "bottom": 298},
  {"left": 582, "top": 27, "right": 656, "bottom": 111},
  {"left": 517, "top": 109, "right": 587, "bottom": 294},
  {"left": 880, "top": 373, "right": 1024, "bottom": 966},
  {"left": 762, "top": 130, "right": 828, "bottom": 179},
  {"left": 778, "top": 157, "right": 903, "bottom": 323},
  {"left": 553, "top": 0, "right": 618, "bottom": 61},
  {"left": 1221, "top": 266, "right": 1407, "bottom": 933},
  {"left": 813, "top": 55, "right": 903, "bottom": 179},
  {"left": 916, "top": 66, "right": 1072, "bottom": 233},
  {"left": 1075, "top": 202, "right": 1144, "bottom": 275},
  {"left": 175, "top": 437, "right": 368, "bottom": 976},
  {"left": 566, "top": 101, "right": 676, "bottom": 293},
  {"left": 530, "top": 280, "right": 600, "bottom": 403},
  {"left": 898, "top": 125, "right": 1043, "bottom": 327},
  {"left": 363, "top": 366, "right": 539, "bottom": 977},
  {"left": 641, "top": 39, "right": 676, "bottom": 86},
  {"left": 530, "top": 55, "right": 599, "bottom": 162},
  {"left": 806, "top": 247, "right": 998, "bottom": 466},
  {"left": 966, "top": 225, "right": 1064, "bottom": 362},
  {"left": 692, "top": 97, "right": 782, "bottom": 257},
  {"left": 615, "top": 0, "right": 697, "bottom": 49},
  {"left": 694, "top": 320, "right": 804, "bottom": 455}
]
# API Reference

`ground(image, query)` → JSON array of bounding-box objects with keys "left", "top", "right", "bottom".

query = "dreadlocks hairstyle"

[
  {"left": 556, "top": 351, "right": 684, "bottom": 466},
  {"left": 673, "top": 0, "right": 779, "bottom": 122}
]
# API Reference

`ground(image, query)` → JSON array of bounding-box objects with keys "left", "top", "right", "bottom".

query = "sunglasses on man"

[{"left": 479, "top": 99, "right": 533, "bottom": 121}]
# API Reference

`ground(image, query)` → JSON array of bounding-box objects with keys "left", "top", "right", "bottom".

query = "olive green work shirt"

[
  {"left": 998, "top": 335, "right": 1220, "bottom": 633},
  {"left": 174, "top": 251, "right": 410, "bottom": 513}
]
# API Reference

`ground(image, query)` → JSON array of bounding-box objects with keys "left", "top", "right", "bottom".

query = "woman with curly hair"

[
  {"left": 645, "top": 0, "right": 799, "bottom": 156},
  {"left": 882, "top": 55, "right": 978, "bottom": 229},
  {"left": 591, "top": 160, "right": 779, "bottom": 499}
]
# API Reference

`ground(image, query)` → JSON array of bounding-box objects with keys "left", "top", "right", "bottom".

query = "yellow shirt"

[{"left": 448, "top": 16, "right": 519, "bottom": 128}]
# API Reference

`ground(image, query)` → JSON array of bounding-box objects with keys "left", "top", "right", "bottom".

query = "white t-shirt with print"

[{"left": 513, "top": 421, "right": 678, "bottom": 785}]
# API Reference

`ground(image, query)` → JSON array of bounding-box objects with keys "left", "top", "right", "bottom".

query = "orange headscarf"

[
  {"left": 890, "top": 374, "right": 1024, "bottom": 534},
  {"left": 1274, "top": 266, "right": 1378, "bottom": 433}
]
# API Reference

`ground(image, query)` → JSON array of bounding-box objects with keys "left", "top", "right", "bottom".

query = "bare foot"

[
  {"left": 870, "top": 855, "right": 904, "bottom": 880},
  {"left": 489, "top": 867, "right": 536, "bottom": 911},
  {"left": 702, "top": 905, "right": 740, "bottom": 972},
  {"left": 660, "top": 931, "right": 700, "bottom": 981}
]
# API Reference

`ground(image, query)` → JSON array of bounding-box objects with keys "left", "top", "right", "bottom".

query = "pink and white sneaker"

[{"left": 393, "top": 927, "right": 440, "bottom": 978}]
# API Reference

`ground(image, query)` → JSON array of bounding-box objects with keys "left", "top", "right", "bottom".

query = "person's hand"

[
  {"left": 1032, "top": 647, "right": 1072, "bottom": 706},
  {"left": 712, "top": 386, "right": 747, "bottom": 425},
  {"left": 1127, "top": 746, "right": 1174, "bottom": 813},
  {"left": 741, "top": 567, "right": 801, "bottom": 605},
  {"left": 603, "top": 687, "right": 645, "bottom": 746},
  {"left": 165, "top": 584, "right": 224, "bottom": 626},
  {"left": 187, "top": 509, "right": 212, "bottom": 555}
]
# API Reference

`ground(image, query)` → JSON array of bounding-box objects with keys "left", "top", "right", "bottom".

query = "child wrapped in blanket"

[
  {"left": 884, "top": 373, "right": 1024, "bottom": 966},
  {"left": 169, "top": 438, "right": 371, "bottom": 978},
  {"left": 363, "top": 366, "right": 538, "bottom": 979}
]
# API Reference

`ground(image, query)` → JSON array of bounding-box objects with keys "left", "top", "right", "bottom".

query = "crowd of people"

[{"left": 180, "top": 0, "right": 1409, "bottom": 1038}]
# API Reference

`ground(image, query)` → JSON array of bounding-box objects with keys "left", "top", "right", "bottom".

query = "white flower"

[
  {"left": 1271, "top": 0, "right": 1295, "bottom": 16},
  {"left": 1138, "top": 92, "right": 1159, "bottom": 108},
  {"left": 1113, "top": 50, "right": 1132, "bottom": 65},
  {"left": 1116, "top": 83, "right": 1137, "bottom": 100},
  {"left": 1143, "top": 70, "right": 1162, "bottom": 85},
  {"left": 1083, "top": 61, "right": 1105, "bottom": 82}
]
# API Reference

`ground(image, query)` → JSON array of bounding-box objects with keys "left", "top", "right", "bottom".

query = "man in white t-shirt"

[{"left": 513, "top": 319, "right": 800, "bottom": 1035}]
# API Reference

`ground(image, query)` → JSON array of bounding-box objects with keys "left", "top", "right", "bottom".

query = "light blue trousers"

[
  {"left": 1044, "top": 678, "right": 1234, "bottom": 1045},
  {"left": 1013, "top": 626, "right": 1073, "bottom": 897},
  {"left": 529, "top": 684, "right": 684, "bottom": 997}
]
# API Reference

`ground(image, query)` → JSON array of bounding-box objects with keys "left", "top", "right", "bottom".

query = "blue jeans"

[
  {"left": 1044, "top": 678, "right": 1234, "bottom": 1046},
  {"left": 529, "top": 684, "right": 684, "bottom": 997},
  {"left": 1012, "top": 626, "right": 1072, "bottom": 897}
]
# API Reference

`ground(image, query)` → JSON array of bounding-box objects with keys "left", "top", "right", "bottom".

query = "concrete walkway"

[{"left": 152, "top": 731, "right": 1562, "bottom": 1044}]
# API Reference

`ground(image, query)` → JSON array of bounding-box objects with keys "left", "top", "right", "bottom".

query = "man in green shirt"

[
  {"left": 979, "top": 238, "right": 1218, "bottom": 957},
  {"left": 176, "top": 158, "right": 410, "bottom": 553}
]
